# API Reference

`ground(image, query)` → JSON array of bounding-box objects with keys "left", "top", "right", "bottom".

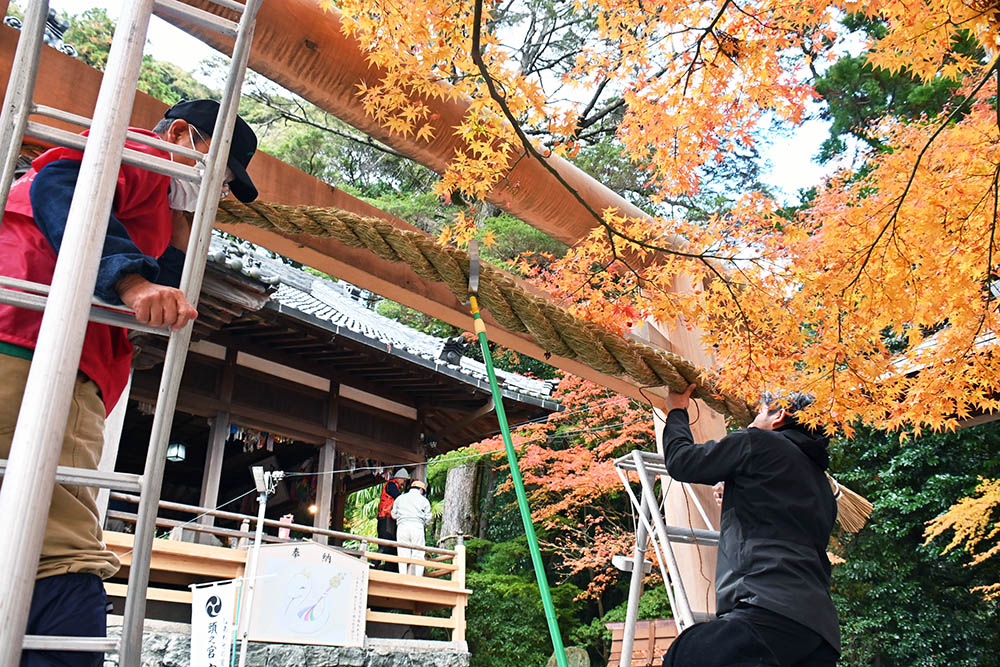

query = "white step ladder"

[
  {"left": 0, "top": 1, "right": 262, "bottom": 664},
  {"left": 614, "top": 450, "right": 720, "bottom": 666}
]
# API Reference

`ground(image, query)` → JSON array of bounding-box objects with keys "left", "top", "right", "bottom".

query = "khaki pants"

[{"left": 0, "top": 354, "right": 120, "bottom": 580}]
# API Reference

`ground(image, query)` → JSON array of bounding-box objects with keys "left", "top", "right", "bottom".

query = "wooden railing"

[{"left": 104, "top": 493, "right": 469, "bottom": 642}]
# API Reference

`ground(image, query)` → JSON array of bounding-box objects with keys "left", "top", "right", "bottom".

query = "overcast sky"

[{"left": 39, "top": 0, "right": 832, "bottom": 203}]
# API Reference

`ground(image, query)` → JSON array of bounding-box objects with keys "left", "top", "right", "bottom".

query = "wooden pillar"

[
  {"left": 332, "top": 485, "right": 347, "bottom": 546},
  {"left": 412, "top": 410, "right": 427, "bottom": 483},
  {"left": 641, "top": 306, "right": 724, "bottom": 620},
  {"left": 314, "top": 384, "right": 339, "bottom": 544},
  {"left": 198, "top": 411, "right": 231, "bottom": 525},
  {"left": 198, "top": 348, "right": 235, "bottom": 536}
]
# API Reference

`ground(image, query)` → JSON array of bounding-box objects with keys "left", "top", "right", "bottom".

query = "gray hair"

[
  {"left": 152, "top": 116, "right": 213, "bottom": 139},
  {"left": 151, "top": 117, "right": 173, "bottom": 137},
  {"left": 760, "top": 391, "right": 815, "bottom": 416}
]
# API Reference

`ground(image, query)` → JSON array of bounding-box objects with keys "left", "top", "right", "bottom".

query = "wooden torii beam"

[{"left": 0, "top": 25, "right": 647, "bottom": 402}]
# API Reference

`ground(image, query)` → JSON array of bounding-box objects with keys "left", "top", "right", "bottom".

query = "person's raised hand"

[
  {"left": 116, "top": 275, "right": 198, "bottom": 330},
  {"left": 665, "top": 384, "right": 697, "bottom": 412}
]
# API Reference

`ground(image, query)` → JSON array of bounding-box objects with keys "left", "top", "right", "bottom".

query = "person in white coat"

[{"left": 391, "top": 480, "right": 432, "bottom": 576}]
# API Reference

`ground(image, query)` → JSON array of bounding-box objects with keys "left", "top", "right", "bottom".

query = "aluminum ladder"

[
  {"left": 0, "top": 1, "right": 262, "bottom": 664},
  {"left": 614, "top": 449, "right": 720, "bottom": 666}
]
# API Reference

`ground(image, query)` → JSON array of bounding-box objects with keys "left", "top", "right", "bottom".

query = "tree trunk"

[
  {"left": 478, "top": 463, "right": 497, "bottom": 539},
  {"left": 441, "top": 463, "right": 478, "bottom": 539}
]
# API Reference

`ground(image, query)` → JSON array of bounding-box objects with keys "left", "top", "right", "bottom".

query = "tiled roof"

[{"left": 207, "top": 234, "right": 559, "bottom": 407}]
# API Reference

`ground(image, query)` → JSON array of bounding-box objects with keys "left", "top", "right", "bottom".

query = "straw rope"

[{"left": 215, "top": 199, "right": 754, "bottom": 424}]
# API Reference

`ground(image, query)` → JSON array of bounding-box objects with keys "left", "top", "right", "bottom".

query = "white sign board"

[
  {"left": 240, "top": 542, "right": 369, "bottom": 646},
  {"left": 190, "top": 580, "right": 238, "bottom": 667}
]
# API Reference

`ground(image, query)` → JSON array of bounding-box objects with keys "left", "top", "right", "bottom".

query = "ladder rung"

[
  {"left": 31, "top": 105, "right": 205, "bottom": 163},
  {"left": 615, "top": 449, "right": 669, "bottom": 477},
  {"left": 0, "top": 285, "right": 170, "bottom": 336},
  {"left": 662, "top": 525, "right": 719, "bottom": 547},
  {"left": 612, "top": 554, "right": 653, "bottom": 573},
  {"left": 23, "top": 635, "right": 119, "bottom": 652},
  {"left": 24, "top": 122, "right": 203, "bottom": 183},
  {"left": 154, "top": 0, "right": 239, "bottom": 38},
  {"left": 2, "top": 275, "right": 142, "bottom": 314},
  {"left": 0, "top": 460, "right": 143, "bottom": 493},
  {"left": 207, "top": 0, "right": 247, "bottom": 12}
]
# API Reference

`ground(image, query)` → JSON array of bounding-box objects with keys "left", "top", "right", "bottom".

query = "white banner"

[{"left": 191, "top": 580, "right": 238, "bottom": 667}]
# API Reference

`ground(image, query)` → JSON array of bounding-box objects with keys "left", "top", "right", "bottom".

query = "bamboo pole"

[{"left": 467, "top": 242, "right": 568, "bottom": 667}]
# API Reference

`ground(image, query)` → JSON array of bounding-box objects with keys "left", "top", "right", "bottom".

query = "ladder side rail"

[
  {"left": 631, "top": 452, "right": 697, "bottom": 629},
  {"left": 119, "top": 2, "right": 264, "bottom": 663},
  {"left": 682, "top": 482, "right": 716, "bottom": 532},
  {"left": 619, "top": 490, "right": 651, "bottom": 667},
  {"left": 0, "top": 0, "right": 49, "bottom": 209},
  {"left": 615, "top": 466, "right": 682, "bottom": 633},
  {"left": 0, "top": 1, "right": 156, "bottom": 662}
]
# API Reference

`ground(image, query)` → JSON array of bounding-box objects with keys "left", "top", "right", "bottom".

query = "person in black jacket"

[{"left": 659, "top": 385, "right": 840, "bottom": 667}]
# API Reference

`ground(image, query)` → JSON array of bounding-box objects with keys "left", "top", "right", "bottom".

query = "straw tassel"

[{"left": 827, "top": 473, "right": 873, "bottom": 533}]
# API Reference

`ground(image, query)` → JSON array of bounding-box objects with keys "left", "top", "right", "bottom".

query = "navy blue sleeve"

[
  {"left": 156, "top": 245, "right": 185, "bottom": 289},
  {"left": 386, "top": 481, "right": 401, "bottom": 498},
  {"left": 663, "top": 408, "right": 750, "bottom": 484},
  {"left": 30, "top": 159, "right": 159, "bottom": 305}
]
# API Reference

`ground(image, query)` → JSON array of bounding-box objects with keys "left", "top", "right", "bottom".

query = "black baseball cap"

[{"left": 163, "top": 99, "right": 258, "bottom": 203}]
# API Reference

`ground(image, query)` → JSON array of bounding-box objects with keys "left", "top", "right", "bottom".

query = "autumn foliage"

[
  {"left": 321, "top": 0, "right": 1000, "bottom": 592},
  {"left": 471, "top": 374, "right": 657, "bottom": 597}
]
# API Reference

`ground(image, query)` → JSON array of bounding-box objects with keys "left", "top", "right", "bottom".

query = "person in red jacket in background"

[
  {"left": 0, "top": 99, "right": 258, "bottom": 667},
  {"left": 376, "top": 468, "right": 410, "bottom": 569}
]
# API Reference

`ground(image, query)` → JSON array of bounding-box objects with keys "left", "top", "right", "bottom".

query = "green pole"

[{"left": 469, "top": 295, "right": 568, "bottom": 667}]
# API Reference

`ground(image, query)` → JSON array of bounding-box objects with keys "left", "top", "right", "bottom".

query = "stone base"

[{"left": 104, "top": 617, "right": 470, "bottom": 667}]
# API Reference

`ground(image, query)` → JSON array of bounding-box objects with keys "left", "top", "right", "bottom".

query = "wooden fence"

[{"left": 104, "top": 492, "right": 468, "bottom": 642}]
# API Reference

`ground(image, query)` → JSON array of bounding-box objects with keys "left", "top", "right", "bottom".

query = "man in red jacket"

[
  {"left": 376, "top": 468, "right": 410, "bottom": 568},
  {"left": 0, "top": 99, "right": 258, "bottom": 666}
]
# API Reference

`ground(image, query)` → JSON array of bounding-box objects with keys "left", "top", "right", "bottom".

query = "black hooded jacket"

[{"left": 663, "top": 409, "right": 840, "bottom": 652}]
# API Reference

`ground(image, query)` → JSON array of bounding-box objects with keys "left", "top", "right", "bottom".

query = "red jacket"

[
  {"left": 377, "top": 480, "right": 403, "bottom": 518},
  {"left": 0, "top": 130, "right": 173, "bottom": 415}
]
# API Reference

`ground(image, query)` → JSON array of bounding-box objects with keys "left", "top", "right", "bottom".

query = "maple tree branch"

[
  {"left": 470, "top": 2, "right": 736, "bottom": 267},
  {"left": 682, "top": 0, "right": 733, "bottom": 97},
  {"left": 968, "top": 78, "right": 1000, "bottom": 351},
  {"left": 578, "top": 77, "right": 611, "bottom": 123},
  {"left": 248, "top": 90, "right": 408, "bottom": 159},
  {"left": 846, "top": 56, "right": 1000, "bottom": 291},
  {"left": 469, "top": 0, "right": 764, "bottom": 367},
  {"left": 957, "top": 161, "right": 998, "bottom": 362}
]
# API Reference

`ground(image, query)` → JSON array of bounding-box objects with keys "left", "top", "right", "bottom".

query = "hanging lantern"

[{"left": 165, "top": 442, "right": 187, "bottom": 463}]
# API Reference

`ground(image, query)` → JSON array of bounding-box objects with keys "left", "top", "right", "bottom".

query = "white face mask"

[
  {"left": 168, "top": 126, "right": 203, "bottom": 212},
  {"left": 168, "top": 177, "right": 201, "bottom": 212}
]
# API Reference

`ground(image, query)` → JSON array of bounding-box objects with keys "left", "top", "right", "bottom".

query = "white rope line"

[
  {"left": 285, "top": 416, "right": 649, "bottom": 479},
  {"left": 114, "top": 487, "right": 259, "bottom": 560}
]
